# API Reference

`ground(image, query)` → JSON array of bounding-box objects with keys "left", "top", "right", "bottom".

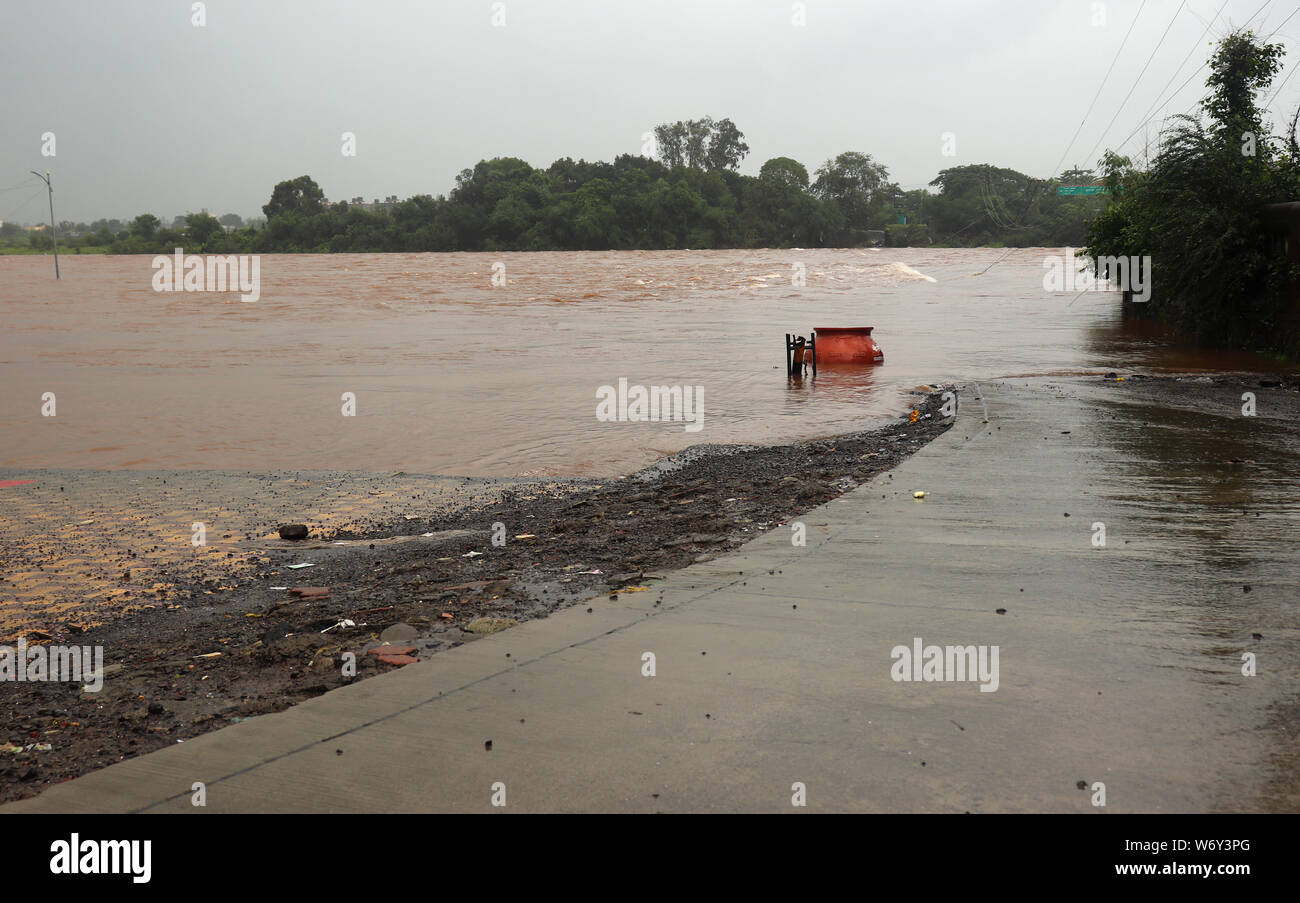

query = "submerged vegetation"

[{"left": 1087, "top": 30, "right": 1300, "bottom": 358}]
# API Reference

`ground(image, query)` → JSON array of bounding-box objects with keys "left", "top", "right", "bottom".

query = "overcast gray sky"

[{"left": 2, "top": 0, "right": 1297, "bottom": 224}]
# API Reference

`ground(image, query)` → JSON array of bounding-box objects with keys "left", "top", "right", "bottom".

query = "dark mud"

[{"left": 2, "top": 387, "right": 956, "bottom": 802}]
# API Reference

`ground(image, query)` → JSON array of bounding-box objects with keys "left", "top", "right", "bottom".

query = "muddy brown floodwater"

[
  {"left": 1, "top": 249, "right": 1297, "bottom": 808},
  {"left": 2, "top": 248, "right": 1286, "bottom": 476}
]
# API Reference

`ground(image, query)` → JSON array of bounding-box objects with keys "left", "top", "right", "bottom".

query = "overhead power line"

[
  {"left": 1263, "top": 56, "right": 1300, "bottom": 112},
  {"left": 1049, "top": 0, "right": 1149, "bottom": 179},
  {"left": 1260, "top": 7, "right": 1300, "bottom": 113},
  {"left": 1112, "top": 0, "right": 1232, "bottom": 157},
  {"left": 1081, "top": 1, "right": 1189, "bottom": 169},
  {"left": 1110, "top": 0, "right": 1276, "bottom": 157}
]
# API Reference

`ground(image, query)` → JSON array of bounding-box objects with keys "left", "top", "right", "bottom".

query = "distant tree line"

[
  {"left": 1, "top": 212, "right": 256, "bottom": 254},
  {"left": 236, "top": 143, "right": 1105, "bottom": 252},
  {"left": 3, "top": 116, "right": 1112, "bottom": 256}
]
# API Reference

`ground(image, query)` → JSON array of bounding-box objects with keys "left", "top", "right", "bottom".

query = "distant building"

[{"left": 346, "top": 195, "right": 401, "bottom": 213}]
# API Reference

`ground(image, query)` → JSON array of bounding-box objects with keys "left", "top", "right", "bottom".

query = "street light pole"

[{"left": 30, "top": 169, "right": 59, "bottom": 279}]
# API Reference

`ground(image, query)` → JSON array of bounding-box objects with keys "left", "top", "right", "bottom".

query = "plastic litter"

[
  {"left": 286, "top": 563, "right": 315, "bottom": 569},
  {"left": 913, "top": 491, "right": 927, "bottom": 499}
]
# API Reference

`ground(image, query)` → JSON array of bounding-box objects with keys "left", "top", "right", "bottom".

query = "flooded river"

[
  {"left": 3, "top": 249, "right": 1299, "bottom": 811},
  {"left": 2, "top": 248, "right": 1286, "bottom": 476}
]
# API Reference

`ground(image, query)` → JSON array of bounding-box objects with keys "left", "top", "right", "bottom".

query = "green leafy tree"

[
  {"left": 759, "top": 156, "right": 809, "bottom": 191},
  {"left": 263, "top": 175, "right": 325, "bottom": 220},
  {"left": 705, "top": 118, "right": 749, "bottom": 171},
  {"left": 812, "top": 151, "right": 896, "bottom": 243},
  {"left": 653, "top": 117, "right": 749, "bottom": 171},
  {"left": 653, "top": 121, "right": 689, "bottom": 168},
  {"left": 185, "top": 212, "right": 224, "bottom": 246},
  {"left": 923, "top": 164, "right": 1092, "bottom": 246},
  {"left": 130, "top": 213, "right": 160, "bottom": 240},
  {"left": 747, "top": 157, "right": 813, "bottom": 245}
]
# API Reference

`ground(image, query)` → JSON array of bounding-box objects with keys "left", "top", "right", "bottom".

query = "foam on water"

[{"left": 882, "top": 262, "right": 937, "bottom": 283}]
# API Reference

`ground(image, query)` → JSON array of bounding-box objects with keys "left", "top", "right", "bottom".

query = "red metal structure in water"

[{"left": 811, "top": 327, "right": 884, "bottom": 365}]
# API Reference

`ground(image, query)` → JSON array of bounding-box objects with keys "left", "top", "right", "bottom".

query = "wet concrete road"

[{"left": 6, "top": 377, "right": 1297, "bottom": 812}]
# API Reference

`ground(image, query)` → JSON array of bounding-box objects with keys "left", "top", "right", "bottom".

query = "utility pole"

[{"left": 30, "top": 169, "right": 59, "bottom": 278}]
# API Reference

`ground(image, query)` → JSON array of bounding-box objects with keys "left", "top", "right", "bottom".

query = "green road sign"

[{"left": 1058, "top": 185, "right": 1111, "bottom": 196}]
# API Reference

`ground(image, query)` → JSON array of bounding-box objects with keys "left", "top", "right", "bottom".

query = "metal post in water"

[{"left": 30, "top": 170, "right": 59, "bottom": 278}]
